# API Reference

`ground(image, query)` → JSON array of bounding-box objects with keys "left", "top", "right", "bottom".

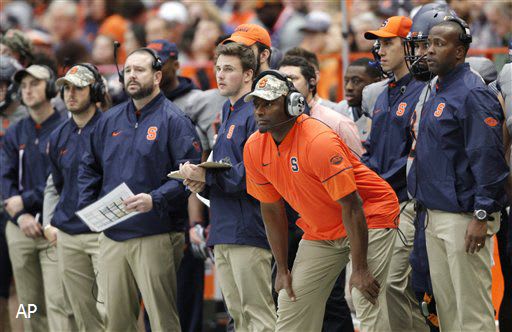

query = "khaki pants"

[
  {"left": 351, "top": 228, "right": 395, "bottom": 332},
  {"left": 57, "top": 230, "right": 105, "bottom": 331},
  {"left": 276, "top": 238, "right": 351, "bottom": 332},
  {"left": 5, "top": 221, "right": 75, "bottom": 332},
  {"left": 214, "top": 244, "right": 276, "bottom": 332},
  {"left": 386, "top": 202, "right": 429, "bottom": 332},
  {"left": 425, "top": 209, "right": 498, "bottom": 332},
  {"left": 99, "top": 232, "right": 185, "bottom": 332}
]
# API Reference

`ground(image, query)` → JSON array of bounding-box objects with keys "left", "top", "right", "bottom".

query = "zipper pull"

[{"left": 135, "top": 122, "right": 138, "bottom": 129}]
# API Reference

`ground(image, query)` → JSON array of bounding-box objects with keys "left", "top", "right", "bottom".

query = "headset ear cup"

[
  {"left": 46, "top": 79, "right": 57, "bottom": 99},
  {"left": 286, "top": 92, "right": 306, "bottom": 117},
  {"left": 18, "top": 89, "right": 24, "bottom": 106}
]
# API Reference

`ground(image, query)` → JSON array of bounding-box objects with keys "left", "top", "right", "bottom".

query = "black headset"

[
  {"left": 44, "top": 65, "right": 57, "bottom": 99},
  {"left": 252, "top": 70, "right": 306, "bottom": 117},
  {"left": 60, "top": 63, "right": 106, "bottom": 104},
  {"left": 118, "top": 47, "right": 163, "bottom": 84},
  {"left": 443, "top": 15, "right": 472, "bottom": 44}
]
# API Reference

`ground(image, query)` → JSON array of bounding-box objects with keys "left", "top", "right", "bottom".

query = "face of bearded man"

[{"left": 123, "top": 51, "right": 158, "bottom": 100}]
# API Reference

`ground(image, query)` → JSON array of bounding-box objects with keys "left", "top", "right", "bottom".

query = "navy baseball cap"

[{"left": 146, "top": 39, "right": 179, "bottom": 63}]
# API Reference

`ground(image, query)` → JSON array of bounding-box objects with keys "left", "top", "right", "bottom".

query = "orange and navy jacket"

[
  {"left": 408, "top": 63, "right": 508, "bottom": 213},
  {"left": 1, "top": 111, "right": 63, "bottom": 224},
  {"left": 48, "top": 110, "right": 102, "bottom": 234},
  {"left": 77, "top": 93, "right": 202, "bottom": 241},
  {"left": 205, "top": 96, "right": 269, "bottom": 249},
  {"left": 362, "top": 73, "right": 425, "bottom": 202}
]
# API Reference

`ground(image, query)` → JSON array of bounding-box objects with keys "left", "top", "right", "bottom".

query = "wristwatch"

[{"left": 473, "top": 210, "right": 488, "bottom": 222}]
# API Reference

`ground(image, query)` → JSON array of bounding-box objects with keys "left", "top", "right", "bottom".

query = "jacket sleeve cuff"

[
  {"left": 149, "top": 191, "right": 166, "bottom": 217},
  {"left": 20, "top": 192, "right": 33, "bottom": 212},
  {"left": 12, "top": 210, "right": 27, "bottom": 226}
]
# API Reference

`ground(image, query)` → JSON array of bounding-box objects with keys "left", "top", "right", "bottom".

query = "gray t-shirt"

[
  {"left": 180, "top": 89, "right": 226, "bottom": 151},
  {"left": 497, "top": 64, "right": 512, "bottom": 135}
]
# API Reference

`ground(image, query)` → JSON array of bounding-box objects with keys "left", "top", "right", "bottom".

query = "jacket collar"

[{"left": 436, "top": 63, "right": 469, "bottom": 91}]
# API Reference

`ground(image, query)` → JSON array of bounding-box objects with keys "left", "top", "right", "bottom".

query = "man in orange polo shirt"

[{"left": 243, "top": 71, "right": 400, "bottom": 331}]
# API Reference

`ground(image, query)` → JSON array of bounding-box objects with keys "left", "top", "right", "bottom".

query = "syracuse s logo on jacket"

[
  {"left": 226, "top": 125, "right": 235, "bottom": 139},
  {"left": 290, "top": 157, "right": 299, "bottom": 172},
  {"left": 434, "top": 103, "right": 445, "bottom": 117},
  {"left": 146, "top": 126, "right": 158, "bottom": 141},
  {"left": 396, "top": 102, "right": 407, "bottom": 116}
]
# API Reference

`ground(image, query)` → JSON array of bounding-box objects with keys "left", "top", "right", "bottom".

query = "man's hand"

[
  {"left": 123, "top": 193, "right": 153, "bottom": 213},
  {"left": 179, "top": 162, "right": 206, "bottom": 182},
  {"left": 465, "top": 218, "right": 487, "bottom": 254},
  {"left": 44, "top": 225, "right": 58, "bottom": 246},
  {"left": 4, "top": 195, "right": 24, "bottom": 217},
  {"left": 183, "top": 179, "right": 206, "bottom": 193},
  {"left": 18, "top": 214, "right": 43, "bottom": 239},
  {"left": 350, "top": 268, "right": 380, "bottom": 305},
  {"left": 275, "top": 269, "right": 296, "bottom": 302}
]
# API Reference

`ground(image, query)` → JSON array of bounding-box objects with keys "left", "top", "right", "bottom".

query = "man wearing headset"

[
  {"left": 242, "top": 71, "right": 399, "bottom": 331},
  {"left": 77, "top": 48, "right": 202, "bottom": 331},
  {"left": 361, "top": 16, "right": 428, "bottom": 332},
  {"left": 43, "top": 64, "right": 108, "bottom": 331},
  {"left": 0, "top": 65, "right": 74, "bottom": 331},
  {"left": 278, "top": 56, "right": 363, "bottom": 156},
  {"left": 407, "top": 18, "right": 508, "bottom": 331},
  {"left": 179, "top": 42, "right": 277, "bottom": 332}
]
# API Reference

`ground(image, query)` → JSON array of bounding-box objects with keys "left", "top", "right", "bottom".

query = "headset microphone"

[
  {"left": 113, "top": 41, "right": 124, "bottom": 85},
  {"left": 258, "top": 116, "right": 298, "bottom": 133},
  {"left": 411, "top": 53, "right": 427, "bottom": 69}
]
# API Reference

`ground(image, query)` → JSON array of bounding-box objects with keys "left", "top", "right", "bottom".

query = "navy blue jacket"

[
  {"left": 48, "top": 110, "right": 102, "bottom": 234},
  {"left": 1, "top": 111, "right": 63, "bottom": 224},
  {"left": 78, "top": 93, "right": 202, "bottom": 241},
  {"left": 205, "top": 96, "right": 269, "bottom": 249},
  {"left": 163, "top": 76, "right": 198, "bottom": 101},
  {"left": 362, "top": 74, "right": 425, "bottom": 202},
  {"left": 408, "top": 63, "right": 508, "bottom": 213}
]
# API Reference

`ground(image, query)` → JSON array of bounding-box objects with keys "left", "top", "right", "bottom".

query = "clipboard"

[{"left": 167, "top": 161, "right": 232, "bottom": 180}]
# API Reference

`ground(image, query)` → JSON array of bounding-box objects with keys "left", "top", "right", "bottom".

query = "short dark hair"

[
  {"left": 215, "top": 42, "right": 256, "bottom": 73},
  {"left": 349, "top": 57, "right": 382, "bottom": 79},
  {"left": 434, "top": 21, "right": 470, "bottom": 55},
  {"left": 255, "top": 41, "right": 272, "bottom": 65},
  {"left": 284, "top": 47, "right": 320, "bottom": 71},
  {"left": 279, "top": 55, "right": 317, "bottom": 95},
  {"left": 127, "top": 48, "right": 161, "bottom": 72}
]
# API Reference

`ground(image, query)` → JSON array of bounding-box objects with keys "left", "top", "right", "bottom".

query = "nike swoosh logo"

[
  {"left": 262, "top": 163, "right": 270, "bottom": 167},
  {"left": 112, "top": 131, "right": 121, "bottom": 137}
]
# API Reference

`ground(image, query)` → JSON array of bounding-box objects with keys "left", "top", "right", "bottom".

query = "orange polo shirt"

[{"left": 244, "top": 115, "right": 399, "bottom": 240}]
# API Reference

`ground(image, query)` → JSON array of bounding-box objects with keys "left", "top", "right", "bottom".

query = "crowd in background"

[{"left": 1, "top": 0, "right": 510, "bottom": 103}]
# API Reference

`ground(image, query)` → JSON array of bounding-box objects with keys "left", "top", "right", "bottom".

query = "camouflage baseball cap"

[
  {"left": 244, "top": 74, "right": 289, "bottom": 102},
  {"left": 0, "top": 29, "right": 33, "bottom": 60},
  {"left": 56, "top": 65, "right": 96, "bottom": 88}
]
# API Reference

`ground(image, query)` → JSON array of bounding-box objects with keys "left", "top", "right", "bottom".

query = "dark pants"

[
  {"left": 0, "top": 212, "right": 12, "bottom": 299},
  {"left": 177, "top": 246, "right": 205, "bottom": 332}
]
